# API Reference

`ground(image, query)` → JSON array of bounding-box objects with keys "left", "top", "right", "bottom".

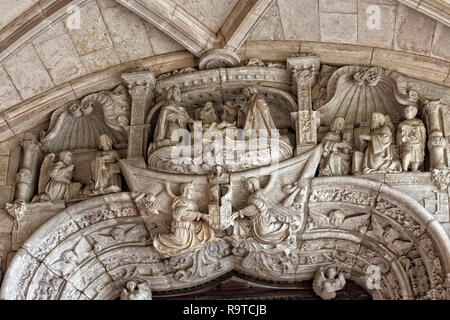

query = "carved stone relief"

[{"left": 1, "top": 58, "right": 450, "bottom": 300}]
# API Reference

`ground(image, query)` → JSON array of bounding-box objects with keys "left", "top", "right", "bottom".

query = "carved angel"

[
  {"left": 231, "top": 174, "right": 301, "bottom": 246},
  {"left": 313, "top": 266, "right": 346, "bottom": 300},
  {"left": 33, "top": 151, "right": 81, "bottom": 202},
  {"left": 50, "top": 238, "right": 92, "bottom": 277},
  {"left": 308, "top": 209, "right": 370, "bottom": 232},
  {"left": 153, "top": 182, "right": 217, "bottom": 257},
  {"left": 87, "top": 224, "right": 149, "bottom": 251},
  {"left": 369, "top": 216, "right": 413, "bottom": 255},
  {"left": 120, "top": 280, "right": 152, "bottom": 300}
]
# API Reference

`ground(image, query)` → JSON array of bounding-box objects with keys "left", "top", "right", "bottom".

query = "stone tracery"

[{"left": 1, "top": 55, "right": 450, "bottom": 300}]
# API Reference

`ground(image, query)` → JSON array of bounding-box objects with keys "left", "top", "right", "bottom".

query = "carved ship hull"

[{"left": 120, "top": 145, "right": 323, "bottom": 208}]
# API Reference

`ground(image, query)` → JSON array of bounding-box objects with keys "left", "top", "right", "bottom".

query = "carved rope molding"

[{"left": 1, "top": 178, "right": 449, "bottom": 300}]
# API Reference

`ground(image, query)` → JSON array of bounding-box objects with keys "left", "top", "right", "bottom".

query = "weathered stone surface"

[
  {"left": 0, "top": 155, "right": 9, "bottom": 185},
  {"left": 371, "top": 48, "right": 450, "bottom": 84},
  {"left": 145, "top": 24, "right": 185, "bottom": 55},
  {"left": 300, "top": 41, "right": 373, "bottom": 65},
  {"left": 320, "top": 13, "right": 358, "bottom": 44},
  {"left": 359, "top": 0, "right": 397, "bottom": 4},
  {"left": 4, "top": 83, "right": 75, "bottom": 136},
  {"left": 358, "top": 2, "right": 396, "bottom": 49},
  {"left": 97, "top": 0, "right": 153, "bottom": 63},
  {"left": 67, "top": 0, "right": 113, "bottom": 56},
  {"left": 248, "top": 0, "right": 284, "bottom": 41},
  {"left": 244, "top": 40, "right": 300, "bottom": 61},
  {"left": 0, "top": 0, "right": 38, "bottom": 30},
  {"left": 277, "top": 0, "right": 320, "bottom": 41},
  {"left": 431, "top": 22, "right": 450, "bottom": 61},
  {"left": 3, "top": 45, "right": 54, "bottom": 100},
  {"left": 319, "top": 0, "right": 357, "bottom": 13},
  {"left": 80, "top": 46, "right": 120, "bottom": 74},
  {"left": 35, "top": 34, "right": 87, "bottom": 85},
  {"left": 394, "top": 4, "right": 436, "bottom": 55},
  {"left": 0, "top": 65, "right": 21, "bottom": 112},
  {"left": 172, "top": 0, "right": 239, "bottom": 33},
  {"left": 70, "top": 61, "right": 136, "bottom": 98},
  {"left": 32, "top": 21, "right": 68, "bottom": 46}
]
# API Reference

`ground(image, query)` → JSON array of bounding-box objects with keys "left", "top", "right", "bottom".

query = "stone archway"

[{"left": 1, "top": 177, "right": 449, "bottom": 300}]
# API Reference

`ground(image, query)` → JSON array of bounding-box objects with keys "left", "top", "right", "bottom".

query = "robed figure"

[
  {"left": 33, "top": 151, "right": 81, "bottom": 202},
  {"left": 153, "top": 183, "right": 216, "bottom": 256},
  {"left": 319, "top": 117, "right": 353, "bottom": 176},
  {"left": 90, "top": 134, "right": 121, "bottom": 194},
  {"left": 240, "top": 87, "right": 277, "bottom": 135},
  {"left": 150, "top": 86, "right": 193, "bottom": 151},
  {"left": 362, "top": 112, "right": 401, "bottom": 173},
  {"left": 232, "top": 177, "right": 293, "bottom": 244}
]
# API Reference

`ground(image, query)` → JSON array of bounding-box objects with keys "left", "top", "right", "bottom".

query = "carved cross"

[{"left": 424, "top": 191, "right": 449, "bottom": 217}]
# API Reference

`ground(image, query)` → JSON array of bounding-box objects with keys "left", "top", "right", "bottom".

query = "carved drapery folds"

[
  {"left": 2, "top": 57, "right": 450, "bottom": 300},
  {"left": 1, "top": 178, "right": 449, "bottom": 300}
]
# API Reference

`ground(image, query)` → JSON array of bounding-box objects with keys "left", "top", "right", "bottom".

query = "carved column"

[
  {"left": 287, "top": 56, "right": 321, "bottom": 155},
  {"left": 14, "top": 133, "right": 42, "bottom": 202},
  {"left": 121, "top": 71, "right": 156, "bottom": 161},
  {"left": 425, "top": 101, "right": 448, "bottom": 169}
]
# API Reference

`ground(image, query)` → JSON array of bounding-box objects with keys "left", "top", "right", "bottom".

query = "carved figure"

[
  {"left": 120, "top": 281, "right": 152, "bottom": 300},
  {"left": 396, "top": 106, "right": 426, "bottom": 172},
  {"left": 221, "top": 101, "right": 238, "bottom": 124},
  {"left": 308, "top": 209, "right": 369, "bottom": 231},
  {"left": 150, "top": 85, "right": 194, "bottom": 151},
  {"left": 232, "top": 176, "right": 299, "bottom": 245},
  {"left": 313, "top": 266, "right": 346, "bottom": 300},
  {"left": 153, "top": 182, "right": 216, "bottom": 256},
  {"left": 361, "top": 113, "right": 401, "bottom": 173},
  {"left": 241, "top": 86, "right": 277, "bottom": 135},
  {"left": 319, "top": 117, "right": 353, "bottom": 176},
  {"left": 33, "top": 151, "right": 81, "bottom": 202},
  {"left": 198, "top": 102, "right": 219, "bottom": 127},
  {"left": 89, "top": 134, "right": 121, "bottom": 195}
]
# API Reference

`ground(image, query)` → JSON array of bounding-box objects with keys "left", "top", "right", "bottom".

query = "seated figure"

[
  {"left": 361, "top": 112, "right": 401, "bottom": 174},
  {"left": 319, "top": 117, "right": 353, "bottom": 176},
  {"left": 149, "top": 85, "right": 194, "bottom": 152}
]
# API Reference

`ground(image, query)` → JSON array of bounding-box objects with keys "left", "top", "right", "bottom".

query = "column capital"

[{"left": 121, "top": 71, "right": 156, "bottom": 98}]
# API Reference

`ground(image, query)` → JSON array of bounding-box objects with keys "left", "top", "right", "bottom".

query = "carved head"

[
  {"left": 329, "top": 210, "right": 345, "bottom": 227},
  {"left": 382, "top": 226, "right": 400, "bottom": 243},
  {"left": 59, "top": 151, "right": 73, "bottom": 165},
  {"left": 244, "top": 177, "right": 260, "bottom": 192},
  {"left": 243, "top": 86, "right": 258, "bottom": 98},
  {"left": 180, "top": 182, "right": 196, "bottom": 199},
  {"left": 403, "top": 105, "right": 418, "bottom": 120},
  {"left": 167, "top": 85, "right": 181, "bottom": 103},
  {"left": 126, "top": 281, "right": 138, "bottom": 292},
  {"left": 62, "top": 250, "right": 77, "bottom": 264},
  {"left": 329, "top": 117, "right": 345, "bottom": 133},
  {"left": 99, "top": 134, "right": 113, "bottom": 151},
  {"left": 326, "top": 267, "right": 338, "bottom": 279},
  {"left": 370, "top": 112, "right": 386, "bottom": 130}
]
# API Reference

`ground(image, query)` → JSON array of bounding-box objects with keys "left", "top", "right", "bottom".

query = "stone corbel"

[
  {"left": 287, "top": 56, "right": 321, "bottom": 154},
  {"left": 14, "top": 133, "right": 42, "bottom": 203},
  {"left": 121, "top": 71, "right": 156, "bottom": 160}
]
